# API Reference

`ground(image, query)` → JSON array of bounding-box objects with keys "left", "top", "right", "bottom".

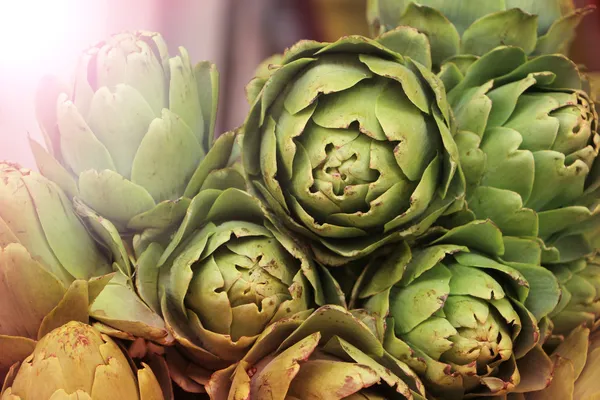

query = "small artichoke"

[
  {"left": 151, "top": 179, "right": 344, "bottom": 386},
  {"left": 441, "top": 45, "right": 599, "bottom": 264},
  {"left": 1, "top": 321, "right": 165, "bottom": 400},
  {"left": 33, "top": 31, "right": 221, "bottom": 232},
  {"left": 243, "top": 32, "right": 464, "bottom": 266},
  {"left": 341, "top": 220, "right": 561, "bottom": 399},
  {"left": 205, "top": 305, "right": 426, "bottom": 399},
  {"left": 367, "top": 0, "right": 593, "bottom": 68}
]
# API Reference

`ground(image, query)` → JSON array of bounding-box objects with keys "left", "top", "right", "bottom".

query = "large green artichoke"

[
  {"left": 340, "top": 220, "right": 561, "bottom": 399},
  {"left": 33, "top": 31, "right": 220, "bottom": 232},
  {"left": 367, "top": 0, "right": 593, "bottom": 69},
  {"left": 1, "top": 321, "right": 166, "bottom": 400},
  {"left": 440, "top": 45, "right": 599, "bottom": 264},
  {"left": 243, "top": 32, "right": 464, "bottom": 266},
  {"left": 147, "top": 178, "right": 344, "bottom": 390},
  {"left": 206, "top": 305, "right": 426, "bottom": 399}
]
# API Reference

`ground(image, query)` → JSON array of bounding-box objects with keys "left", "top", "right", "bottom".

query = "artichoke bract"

[
  {"left": 342, "top": 221, "right": 561, "bottom": 399},
  {"left": 150, "top": 181, "right": 344, "bottom": 385},
  {"left": 367, "top": 0, "right": 593, "bottom": 69},
  {"left": 546, "top": 255, "right": 600, "bottom": 339},
  {"left": 441, "top": 46, "right": 600, "bottom": 264},
  {"left": 243, "top": 32, "right": 464, "bottom": 266},
  {"left": 0, "top": 321, "right": 165, "bottom": 400},
  {"left": 525, "top": 325, "right": 600, "bottom": 400},
  {"left": 206, "top": 305, "right": 426, "bottom": 399},
  {"left": 34, "top": 31, "right": 220, "bottom": 232},
  {"left": 0, "top": 163, "right": 112, "bottom": 284}
]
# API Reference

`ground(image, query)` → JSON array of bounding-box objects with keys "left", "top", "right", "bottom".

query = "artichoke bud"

[
  {"left": 0, "top": 321, "right": 164, "bottom": 400},
  {"left": 158, "top": 187, "right": 342, "bottom": 367},
  {"left": 345, "top": 220, "right": 561, "bottom": 398},
  {"left": 243, "top": 34, "right": 464, "bottom": 266},
  {"left": 0, "top": 163, "right": 111, "bottom": 285},
  {"left": 34, "top": 31, "right": 221, "bottom": 233}
]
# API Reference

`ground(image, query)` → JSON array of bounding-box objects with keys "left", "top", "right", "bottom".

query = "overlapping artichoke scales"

[
  {"left": 144, "top": 164, "right": 345, "bottom": 380},
  {"left": 336, "top": 220, "right": 561, "bottom": 399},
  {"left": 439, "top": 45, "right": 600, "bottom": 264},
  {"left": 0, "top": 163, "right": 112, "bottom": 284},
  {"left": 83, "top": 131, "right": 245, "bottom": 349},
  {"left": 243, "top": 32, "right": 464, "bottom": 266},
  {"left": 33, "top": 31, "right": 221, "bottom": 233},
  {"left": 0, "top": 322, "right": 165, "bottom": 400},
  {"left": 546, "top": 255, "right": 600, "bottom": 339},
  {"left": 367, "top": 0, "right": 593, "bottom": 69},
  {"left": 0, "top": 163, "right": 118, "bottom": 381},
  {"left": 205, "top": 305, "right": 425, "bottom": 400}
]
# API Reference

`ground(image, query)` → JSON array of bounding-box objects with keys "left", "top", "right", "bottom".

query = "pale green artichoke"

[
  {"left": 440, "top": 45, "right": 599, "bottom": 264},
  {"left": 206, "top": 305, "right": 426, "bottom": 399},
  {"left": 0, "top": 163, "right": 114, "bottom": 381},
  {"left": 33, "top": 31, "right": 220, "bottom": 232},
  {"left": 1, "top": 321, "right": 166, "bottom": 400},
  {"left": 243, "top": 31, "right": 464, "bottom": 266},
  {"left": 367, "top": 0, "right": 593, "bottom": 69},
  {"left": 146, "top": 177, "right": 344, "bottom": 389},
  {"left": 340, "top": 220, "right": 561, "bottom": 399}
]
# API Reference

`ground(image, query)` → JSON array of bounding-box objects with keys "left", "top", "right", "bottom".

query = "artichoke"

[
  {"left": 33, "top": 30, "right": 220, "bottom": 232},
  {"left": 149, "top": 178, "right": 344, "bottom": 389},
  {"left": 0, "top": 163, "right": 114, "bottom": 381},
  {"left": 205, "top": 305, "right": 426, "bottom": 399},
  {"left": 1, "top": 321, "right": 166, "bottom": 400},
  {"left": 440, "top": 45, "right": 599, "bottom": 264},
  {"left": 341, "top": 220, "right": 561, "bottom": 399},
  {"left": 546, "top": 255, "right": 600, "bottom": 340},
  {"left": 367, "top": 0, "right": 593, "bottom": 69},
  {"left": 243, "top": 32, "right": 464, "bottom": 266}
]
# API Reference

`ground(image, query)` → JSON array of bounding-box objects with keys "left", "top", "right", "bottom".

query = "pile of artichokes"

[{"left": 1, "top": 1, "right": 599, "bottom": 399}]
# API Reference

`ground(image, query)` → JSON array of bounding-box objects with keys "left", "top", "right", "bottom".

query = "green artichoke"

[
  {"left": 546, "top": 255, "right": 600, "bottom": 339},
  {"left": 367, "top": 0, "right": 593, "bottom": 69},
  {"left": 150, "top": 179, "right": 344, "bottom": 388},
  {"left": 440, "top": 45, "right": 599, "bottom": 264},
  {"left": 243, "top": 32, "right": 464, "bottom": 266},
  {"left": 205, "top": 305, "right": 426, "bottom": 399},
  {"left": 341, "top": 220, "right": 561, "bottom": 399},
  {"left": 1, "top": 321, "right": 166, "bottom": 400},
  {"left": 0, "top": 163, "right": 117, "bottom": 381},
  {"left": 33, "top": 30, "right": 220, "bottom": 232}
]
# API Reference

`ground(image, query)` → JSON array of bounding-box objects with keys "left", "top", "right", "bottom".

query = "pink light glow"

[{"left": 0, "top": 0, "right": 161, "bottom": 169}]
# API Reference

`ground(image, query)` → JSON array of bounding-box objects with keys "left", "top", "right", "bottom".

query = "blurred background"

[{"left": 0, "top": 0, "right": 598, "bottom": 168}]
